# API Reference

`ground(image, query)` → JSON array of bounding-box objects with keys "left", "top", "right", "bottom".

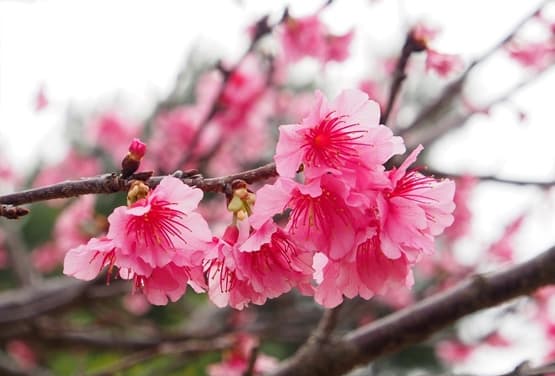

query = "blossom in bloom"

[
  {"left": 206, "top": 219, "right": 313, "bottom": 310},
  {"left": 207, "top": 334, "right": 278, "bottom": 376},
  {"left": 87, "top": 112, "right": 140, "bottom": 165},
  {"left": 274, "top": 89, "right": 404, "bottom": 180},
  {"left": 64, "top": 176, "right": 211, "bottom": 305},
  {"left": 425, "top": 49, "right": 463, "bottom": 77},
  {"left": 251, "top": 175, "right": 365, "bottom": 261},
  {"left": 373, "top": 145, "right": 455, "bottom": 261}
]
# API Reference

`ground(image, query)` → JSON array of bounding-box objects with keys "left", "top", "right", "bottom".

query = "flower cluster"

[{"left": 64, "top": 89, "right": 455, "bottom": 309}]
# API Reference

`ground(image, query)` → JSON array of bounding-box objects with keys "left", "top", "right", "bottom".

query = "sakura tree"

[{"left": 0, "top": 1, "right": 554, "bottom": 375}]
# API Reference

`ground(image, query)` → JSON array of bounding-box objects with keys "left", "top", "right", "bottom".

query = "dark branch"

[
  {"left": 380, "top": 33, "right": 421, "bottom": 125},
  {"left": 0, "top": 163, "right": 278, "bottom": 207},
  {"left": 269, "top": 243, "right": 555, "bottom": 376}
]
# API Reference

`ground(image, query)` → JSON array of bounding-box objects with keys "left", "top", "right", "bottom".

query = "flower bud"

[{"left": 121, "top": 138, "right": 147, "bottom": 178}]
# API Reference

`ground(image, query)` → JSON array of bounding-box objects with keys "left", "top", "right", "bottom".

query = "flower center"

[{"left": 302, "top": 112, "right": 368, "bottom": 169}]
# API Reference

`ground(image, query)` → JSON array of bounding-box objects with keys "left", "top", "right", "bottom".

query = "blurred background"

[{"left": 0, "top": 0, "right": 554, "bottom": 375}]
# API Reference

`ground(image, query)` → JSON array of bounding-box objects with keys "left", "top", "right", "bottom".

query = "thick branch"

[
  {"left": 0, "top": 163, "right": 278, "bottom": 207},
  {"left": 269, "top": 244, "right": 555, "bottom": 376}
]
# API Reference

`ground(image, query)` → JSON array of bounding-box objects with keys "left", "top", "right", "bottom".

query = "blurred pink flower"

[
  {"left": 444, "top": 175, "right": 477, "bottom": 242},
  {"left": 425, "top": 50, "right": 464, "bottom": 77},
  {"left": 436, "top": 340, "right": 474, "bottom": 363},
  {"left": 87, "top": 112, "right": 140, "bottom": 164},
  {"left": 506, "top": 40, "right": 555, "bottom": 70},
  {"left": 488, "top": 214, "right": 525, "bottom": 262},
  {"left": 207, "top": 334, "right": 278, "bottom": 376},
  {"left": 6, "top": 340, "right": 37, "bottom": 370}
]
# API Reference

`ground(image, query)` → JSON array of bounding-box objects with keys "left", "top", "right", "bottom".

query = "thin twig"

[{"left": 381, "top": 33, "right": 420, "bottom": 125}]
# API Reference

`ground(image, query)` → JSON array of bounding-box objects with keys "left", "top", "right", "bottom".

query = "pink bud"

[{"left": 129, "top": 138, "right": 146, "bottom": 159}]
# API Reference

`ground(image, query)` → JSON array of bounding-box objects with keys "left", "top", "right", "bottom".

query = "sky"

[{"left": 0, "top": 0, "right": 554, "bottom": 373}]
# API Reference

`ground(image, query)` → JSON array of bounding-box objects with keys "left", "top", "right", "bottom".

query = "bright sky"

[{"left": 0, "top": 0, "right": 554, "bottom": 372}]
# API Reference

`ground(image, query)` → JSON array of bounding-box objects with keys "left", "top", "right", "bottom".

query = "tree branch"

[
  {"left": 380, "top": 32, "right": 420, "bottom": 125},
  {"left": 0, "top": 163, "right": 278, "bottom": 207},
  {"left": 398, "top": 1, "right": 548, "bottom": 138},
  {"left": 269, "top": 243, "right": 555, "bottom": 376}
]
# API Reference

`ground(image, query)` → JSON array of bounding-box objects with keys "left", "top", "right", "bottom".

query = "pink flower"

[
  {"left": 278, "top": 14, "right": 354, "bottom": 63},
  {"left": 324, "top": 30, "right": 354, "bottom": 62},
  {"left": 279, "top": 15, "right": 327, "bottom": 62},
  {"left": 206, "top": 220, "right": 313, "bottom": 310},
  {"left": 107, "top": 177, "right": 210, "bottom": 268},
  {"left": 32, "top": 242, "right": 64, "bottom": 273},
  {"left": 506, "top": 40, "right": 555, "bottom": 70},
  {"left": 207, "top": 334, "right": 278, "bottom": 376},
  {"left": 149, "top": 105, "right": 211, "bottom": 171},
  {"left": 251, "top": 175, "right": 363, "bottom": 261},
  {"left": 425, "top": 50, "right": 463, "bottom": 77},
  {"left": 87, "top": 112, "right": 140, "bottom": 164},
  {"left": 275, "top": 89, "right": 404, "bottom": 180},
  {"left": 54, "top": 195, "right": 99, "bottom": 251},
  {"left": 358, "top": 79, "right": 386, "bottom": 112},
  {"left": 436, "top": 340, "right": 474, "bottom": 363},
  {"left": 488, "top": 214, "right": 525, "bottom": 262},
  {"left": 34, "top": 85, "right": 48, "bottom": 112},
  {"left": 374, "top": 145, "right": 455, "bottom": 261},
  {"left": 444, "top": 175, "right": 477, "bottom": 242},
  {"left": 64, "top": 176, "right": 211, "bottom": 305}
]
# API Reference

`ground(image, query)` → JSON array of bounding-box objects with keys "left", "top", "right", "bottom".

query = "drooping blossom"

[
  {"left": 371, "top": 145, "right": 455, "bottom": 261},
  {"left": 274, "top": 89, "right": 404, "bottom": 180},
  {"left": 64, "top": 176, "right": 212, "bottom": 305},
  {"left": 425, "top": 49, "right": 464, "bottom": 77},
  {"left": 207, "top": 334, "right": 278, "bottom": 376},
  {"left": 206, "top": 220, "right": 314, "bottom": 310}
]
